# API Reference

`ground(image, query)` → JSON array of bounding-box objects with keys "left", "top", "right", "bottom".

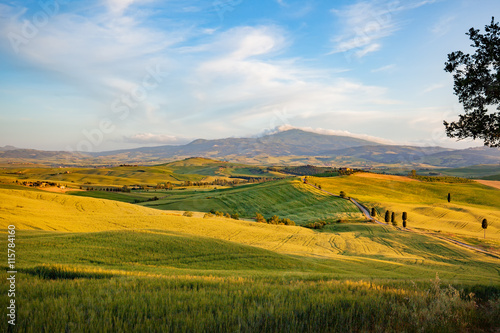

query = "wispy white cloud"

[
  {"left": 330, "top": 0, "right": 438, "bottom": 59},
  {"left": 421, "top": 83, "right": 445, "bottom": 94},
  {"left": 124, "top": 133, "right": 188, "bottom": 145},
  {"left": 371, "top": 64, "right": 396, "bottom": 73},
  {"left": 430, "top": 15, "right": 455, "bottom": 37},
  {"left": 269, "top": 125, "right": 396, "bottom": 145}
]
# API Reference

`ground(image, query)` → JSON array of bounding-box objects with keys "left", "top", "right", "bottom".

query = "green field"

[
  {"left": 135, "top": 179, "right": 363, "bottom": 225},
  {"left": 1, "top": 169, "right": 499, "bottom": 331},
  {"left": 437, "top": 164, "right": 500, "bottom": 179}
]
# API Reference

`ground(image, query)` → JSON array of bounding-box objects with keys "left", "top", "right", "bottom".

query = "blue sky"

[{"left": 0, "top": 0, "right": 498, "bottom": 151}]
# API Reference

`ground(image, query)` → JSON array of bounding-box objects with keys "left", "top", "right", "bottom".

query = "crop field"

[
  {"left": 311, "top": 173, "right": 500, "bottom": 249},
  {"left": 136, "top": 179, "right": 364, "bottom": 225},
  {"left": 0, "top": 157, "right": 286, "bottom": 187},
  {"left": 1, "top": 175, "right": 499, "bottom": 331}
]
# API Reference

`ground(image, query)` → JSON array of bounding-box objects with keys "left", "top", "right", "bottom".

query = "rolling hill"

[
  {"left": 311, "top": 173, "right": 500, "bottom": 249},
  {"left": 2, "top": 179, "right": 499, "bottom": 332}
]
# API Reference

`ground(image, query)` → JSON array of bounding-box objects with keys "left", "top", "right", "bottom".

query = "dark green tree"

[
  {"left": 384, "top": 210, "right": 390, "bottom": 223},
  {"left": 444, "top": 17, "right": 500, "bottom": 146},
  {"left": 391, "top": 212, "right": 395, "bottom": 223},
  {"left": 402, "top": 212, "right": 408, "bottom": 228},
  {"left": 370, "top": 208, "right": 376, "bottom": 217},
  {"left": 482, "top": 218, "right": 488, "bottom": 238},
  {"left": 447, "top": 193, "right": 451, "bottom": 203},
  {"left": 339, "top": 191, "right": 346, "bottom": 198}
]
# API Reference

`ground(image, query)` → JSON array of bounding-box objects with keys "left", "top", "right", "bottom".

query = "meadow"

[{"left": 1, "top": 168, "right": 499, "bottom": 331}]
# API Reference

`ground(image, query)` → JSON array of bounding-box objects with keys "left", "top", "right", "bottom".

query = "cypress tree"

[
  {"left": 482, "top": 219, "right": 488, "bottom": 238},
  {"left": 402, "top": 212, "right": 408, "bottom": 228},
  {"left": 385, "top": 210, "right": 390, "bottom": 223}
]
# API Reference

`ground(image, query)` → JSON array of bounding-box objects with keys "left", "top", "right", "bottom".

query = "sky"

[{"left": 0, "top": 0, "right": 499, "bottom": 152}]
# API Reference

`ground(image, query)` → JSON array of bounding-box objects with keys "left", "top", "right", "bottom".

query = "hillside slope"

[
  {"left": 312, "top": 173, "right": 500, "bottom": 248},
  {"left": 1, "top": 187, "right": 499, "bottom": 282}
]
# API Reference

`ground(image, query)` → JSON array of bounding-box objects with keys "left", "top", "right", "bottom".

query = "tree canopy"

[{"left": 444, "top": 17, "right": 500, "bottom": 147}]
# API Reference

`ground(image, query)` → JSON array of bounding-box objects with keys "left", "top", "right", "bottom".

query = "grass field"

[
  {"left": 1, "top": 177, "right": 499, "bottom": 331},
  {"left": 311, "top": 173, "right": 500, "bottom": 249},
  {"left": 135, "top": 179, "right": 363, "bottom": 225}
]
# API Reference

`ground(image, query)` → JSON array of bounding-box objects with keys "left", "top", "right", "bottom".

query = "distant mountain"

[
  {"left": 1, "top": 129, "right": 500, "bottom": 168},
  {"left": 0, "top": 149, "right": 83, "bottom": 159},
  {"left": 94, "top": 129, "right": 378, "bottom": 158},
  {"left": 0, "top": 145, "right": 19, "bottom": 151},
  {"left": 324, "top": 145, "right": 453, "bottom": 165}
]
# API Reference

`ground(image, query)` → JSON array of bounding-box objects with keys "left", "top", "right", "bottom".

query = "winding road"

[{"left": 303, "top": 180, "right": 500, "bottom": 260}]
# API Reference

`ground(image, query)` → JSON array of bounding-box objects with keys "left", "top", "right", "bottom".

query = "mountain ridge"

[{"left": 1, "top": 129, "right": 499, "bottom": 168}]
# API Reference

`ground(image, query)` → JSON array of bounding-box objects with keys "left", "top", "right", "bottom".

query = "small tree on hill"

[
  {"left": 255, "top": 213, "right": 266, "bottom": 223},
  {"left": 402, "top": 212, "right": 408, "bottom": 228},
  {"left": 391, "top": 212, "right": 395, "bottom": 223},
  {"left": 447, "top": 193, "right": 451, "bottom": 203},
  {"left": 482, "top": 218, "right": 488, "bottom": 238},
  {"left": 268, "top": 215, "right": 280, "bottom": 225},
  {"left": 340, "top": 191, "right": 346, "bottom": 198},
  {"left": 371, "top": 208, "right": 376, "bottom": 217},
  {"left": 384, "top": 210, "right": 390, "bottom": 223}
]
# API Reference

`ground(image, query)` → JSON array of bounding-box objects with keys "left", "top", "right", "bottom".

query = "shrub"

[
  {"left": 230, "top": 213, "right": 239, "bottom": 220},
  {"left": 267, "top": 215, "right": 280, "bottom": 225},
  {"left": 183, "top": 211, "right": 193, "bottom": 217},
  {"left": 339, "top": 191, "right": 346, "bottom": 198},
  {"left": 281, "top": 218, "right": 295, "bottom": 226},
  {"left": 255, "top": 213, "right": 266, "bottom": 223}
]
